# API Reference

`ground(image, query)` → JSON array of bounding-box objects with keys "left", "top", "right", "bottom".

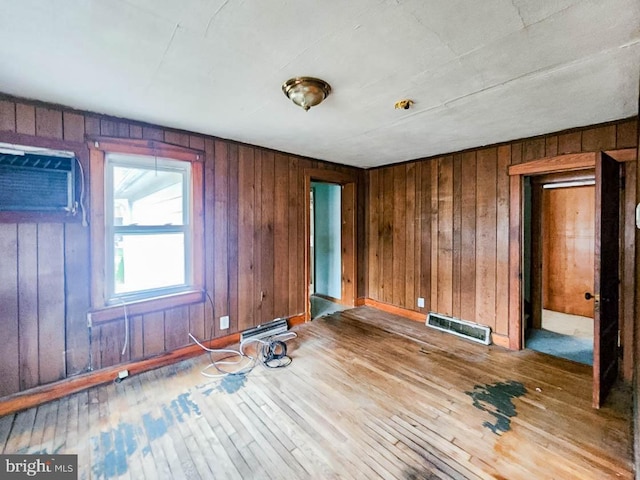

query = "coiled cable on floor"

[{"left": 189, "top": 291, "right": 297, "bottom": 378}]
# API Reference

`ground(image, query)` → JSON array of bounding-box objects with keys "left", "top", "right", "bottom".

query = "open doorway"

[
  {"left": 524, "top": 172, "right": 596, "bottom": 365},
  {"left": 511, "top": 151, "right": 623, "bottom": 408},
  {"left": 304, "top": 169, "right": 357, "bottom": 322},
  {"left": 310, "top": 181, "right": 347, "bottom": 319}
]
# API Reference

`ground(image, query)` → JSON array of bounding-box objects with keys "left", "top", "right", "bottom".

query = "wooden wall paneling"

[
  {"left": 142, "top": 126, "right": 164, "bottom": 141},
  {"left": 62, "top": 112, "right": 85, "bottom": 143},
  {"left": 545, "top": 136, "right": 558, "bottom": 157},
  {"left": 0, "top": 224, "right": 19, "bottom": 397},
  {"left": 88, "top": 149, "right": 106, "bottom": 308},
  {"left": 203, "top": 138, "right": 216, "bottom": 338},
  {"left": 99, "top": 119, "right": 116, "bottom": 137},
  {"left": 430, "top": 159, "right": 439, "bottom": 313},
  {"left": 523, "top": 138, "right": 546, "bottom": 162},
  {"left": 367, "top": 169, "right": 380, "bottom": 300},
  {"left": 18, "top": 224, "right": 38, "bottom": 390},
  {"left": 99, "top": 321, "right": 125, "bottom": 367},
  {"left": 253, "top": 149, "right": 263, "bottom": 323},
  {"left": 558, "top": 131, "right": 582, "bottom": 154},
  {"left": 287, "top": 156, "right": 301, "bottom": 314},
  {"left": 227, "top": 144, "right": 239, "bottom": 333},
  {"left": 508, "top": 175, "right": 523, "bottom": 349},
  {"left": 392, "top": 164, "right": 407, "bottom": 308},
  {"left": 273, "top": 154, "right": 289, "bottom": 318},
  {"left": 342, "top": 181, "right": 356, "bottom": 305},
  {"left": 89, "top": 325, "right": 102, "bottom": 370},
  {"left": 405, "top": 163, "right": 416, "bottom": 311},
  {"left": 187, "top": 132, "right": 206, "bottom": 339},
  {"left": 16, "top": 104, "right": 35, "bottom": 135},
  {"left": 116, "top": 121, "right": 130, "bottom": 138},
  {"left": 381, "top": 167, "right": 394, "bottom": 305},
  {"left": 0, "top": 99, "right": 16, "bottom": 131},
  {"left": 420, "top": 161, "right": 432, "bottom": 312},
  {"left": 129, "top": 124, "right": 143, "bottom": 139},
  {"left": 189, "top": 135, "right": 205, "bottom": 151},
  {"left": 510, "top": 143, "right": 523, "bottom": 165},
  {"left": 622, "top": 161, "right": 636, "bottom": 381},
  {"left": 37, "top": 223, "right": 66, "bottom": 384},
  {"left": 530, "top": 182, "right": 543, "bottom": 330},
  {"left": 475, "top": 149, "right": 498, "bottom": 329},
  {"left": 495, "top": 146, "right": 511, "bottom": 335},
  {"left": 129, "top": 315, "right": 145, "bottom": 361},
  {"left": 436, "top": 156, "right": 453, "bottom": 316},
  {"left": 582, "top": 125, "right": 617, "bottom": 152},
  {"left": 164, "top": 306, "right": 190, "bottom": 351},
  {"left": 413, "top": 162, "right": 423, "bottom": 313},
  {"left": 460, "top": 152, "right": 477, "bottom": 322},
  {"left": 35, "top": 107, "right": 63, "bottom": 139},
  {"left": 63, "top": 223, "right": 91, "bottom": 376},
  {"left": 164, "top": 130, "right": 190, "bottom": 148},
  {"left": 187, "top": 303, "right": 205, "bottom": 343},
  {"left": 452, "top": 155, "right": 462, "bottom": 318},
  {"left": 214, "top": 140, "right": 229, "bottom": 334},
  {"left": 142, "top": 312, "right": 165, "bottom": 357},
  {"left": 260, "top": 151, "right": 275, "bottom": 322},
  {"left": 617, "top": 120, "right": 638, "bottom": 148},
  {"left": 357, "top": 169, "right": 367, "bottom": 300},
  {"left": 84, "top": 115, "right": 100, "bottom": 137},
  {"left": 237, "top": 146, "right": 255, "bottom": 332}
]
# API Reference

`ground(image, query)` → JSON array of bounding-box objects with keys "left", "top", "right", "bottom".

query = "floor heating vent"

[
  {"left": 241, "top": 318, "right": 288, "bottom": 342},
  {"left": 426, "top": 313, "right": 492, "bottom": 345}
]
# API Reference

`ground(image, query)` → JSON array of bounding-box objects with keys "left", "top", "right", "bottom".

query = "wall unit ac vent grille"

[
  {"left": 426, "top": 313, "right": 492, "bottom": 345},
  {"left": 0, "top": 152, "right": 75, "bottom": 211}
]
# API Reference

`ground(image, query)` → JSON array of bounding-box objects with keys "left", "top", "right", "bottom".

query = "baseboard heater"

[
  {"left": 241, "top": 318, "right": 288, "bottom": 342},
  {"left": 426, "top": 312, "right": 492, "bottom": 345}
]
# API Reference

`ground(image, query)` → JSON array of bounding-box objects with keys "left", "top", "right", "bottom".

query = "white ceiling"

[{"left": 0, "top": 0, "right": 638, "bottom": 168}]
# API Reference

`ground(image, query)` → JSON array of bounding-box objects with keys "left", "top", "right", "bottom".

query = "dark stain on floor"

[{"left": 465, "top": 380, "right": 527, "bottom": 435}]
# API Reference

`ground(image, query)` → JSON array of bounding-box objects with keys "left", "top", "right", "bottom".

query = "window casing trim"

[{"left": 88, "top": 137, "right": 204, "bottom": 315}]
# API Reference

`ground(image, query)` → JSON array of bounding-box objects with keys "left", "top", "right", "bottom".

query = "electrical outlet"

[
  {"left": 220, "top": 315, "right": 230, "bottom": 330},
  {"left": 417, "top": 297, "right": 425, "bottom": 308}
]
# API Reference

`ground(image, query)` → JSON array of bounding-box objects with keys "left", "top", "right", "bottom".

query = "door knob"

[{"left": 585, "top": 292, "right": 600, "bottom": 301}]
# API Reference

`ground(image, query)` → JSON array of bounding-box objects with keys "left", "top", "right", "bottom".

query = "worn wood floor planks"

[{"left": 0, "top": 306, "right": 633, "bottom": 479}]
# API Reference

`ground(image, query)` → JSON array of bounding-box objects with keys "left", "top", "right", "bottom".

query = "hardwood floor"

[{"left": 0, "top": 307, "right": 633, "bottom": 479}]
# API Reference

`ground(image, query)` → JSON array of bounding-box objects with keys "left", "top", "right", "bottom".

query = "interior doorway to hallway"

[{"left": 523, "top": 174, "right": 596, "bottom": 365}]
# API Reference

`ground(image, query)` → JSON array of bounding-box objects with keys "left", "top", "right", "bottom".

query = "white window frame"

[
  {"left": 105, "top": 153, "right": 193, "bottom": 303},
  {"left": 87, "top": 137, "right": 205, "bottom": 325}
]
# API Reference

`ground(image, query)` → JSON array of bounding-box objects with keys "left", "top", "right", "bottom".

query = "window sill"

[{"left": 88, "top": 289, "right": 204, "bottom": 326}]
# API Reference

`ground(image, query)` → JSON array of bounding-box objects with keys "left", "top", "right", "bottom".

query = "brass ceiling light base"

[{"left": 282, "top": 77, "right": 331, "bottom": 111}]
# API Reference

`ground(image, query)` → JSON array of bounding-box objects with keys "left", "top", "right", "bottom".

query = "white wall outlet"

[
  {"left": 417, "top": 297, "right": 425, "bottom": 308},
  {"left": 220, "top": 315, "right": 230, "bottom": 330}
]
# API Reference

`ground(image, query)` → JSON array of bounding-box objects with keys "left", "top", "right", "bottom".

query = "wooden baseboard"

[
  {"left": 363, "top": 298, "right": 426, "bottom": 322},
  {"left": 288, "top": 313, "right": 306, "bottom": 327},
  {"left": 491, "top": 333, "right": 510, "bottom": 348},
  {"left": 0, "top": 332, "right": 241, "bottom": 417},
  {"left": 355, "top": 297, "right": 366, "bottom": 306},
  {"left": 0, "top": 314, "right": 311, "bottom": 417},
  {"left": 363, "top": 298, "right": 512, "bottom": 349}
]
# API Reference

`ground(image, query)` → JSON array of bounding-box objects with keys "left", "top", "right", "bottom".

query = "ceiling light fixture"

[{"left": 282, "top": 77, "right": 331, "bottom": 111}]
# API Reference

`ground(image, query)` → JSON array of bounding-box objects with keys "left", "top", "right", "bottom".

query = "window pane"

[
  {"left": 113, "top": 166, "right": 184, "bottom": 226},
  {"left": 114, "top": 233, "right": 185, "bottom": 294}
]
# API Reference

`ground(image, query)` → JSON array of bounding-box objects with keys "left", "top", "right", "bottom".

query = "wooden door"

[
  {"left": 542, "top": 186, "right": 595, "bottom": 318},
  {"left": 592, "top": 153, "right": 620, "bottom": 408}
]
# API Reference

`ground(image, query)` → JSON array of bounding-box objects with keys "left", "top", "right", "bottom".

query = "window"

[
  {"left": 89, "top": 138, "right": 204, "bottom": 322},
  {"left": 106, "top": 153, "right": 191, "bottom": 301}
]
